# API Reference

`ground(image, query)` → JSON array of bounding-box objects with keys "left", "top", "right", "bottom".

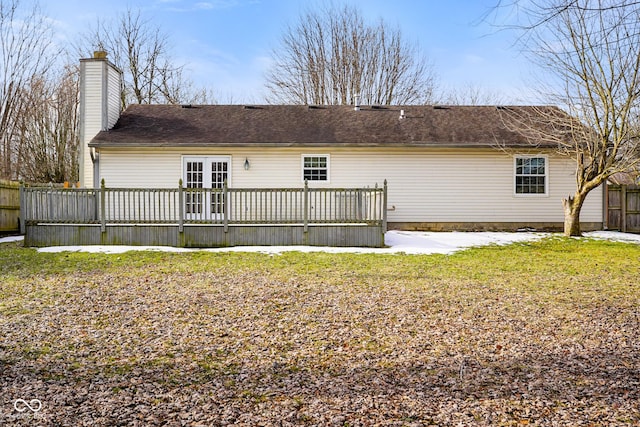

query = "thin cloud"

[{"left": 464, "top": 53, "right": 486, "bottom": 65}]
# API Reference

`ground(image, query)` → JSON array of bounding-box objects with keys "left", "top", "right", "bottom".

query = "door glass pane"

[
  {"left": 211, "top": 161, "right": 229, "bottom": 215},
  {"left": 186, "top": 161, "right": 203, "bottom": 214},
  {"left": 211, "top": 161, "right": 228, "bottom": 188}
]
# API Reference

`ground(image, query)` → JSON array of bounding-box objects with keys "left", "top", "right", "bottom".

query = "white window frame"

[
  {"left": 301, "top": 154, "right": 330, "bottom": 183},
  {"left": 514, "top": 155, "right": 549, "bottom": 197}
]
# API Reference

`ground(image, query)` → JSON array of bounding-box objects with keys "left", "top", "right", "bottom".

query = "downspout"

[{"left": 90, "top": 148, "right": 100, "bottom": 190}]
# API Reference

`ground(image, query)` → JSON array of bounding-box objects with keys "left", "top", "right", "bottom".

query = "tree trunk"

[{"left": 562, "top": 193, "right": 585, "bottom": 237}]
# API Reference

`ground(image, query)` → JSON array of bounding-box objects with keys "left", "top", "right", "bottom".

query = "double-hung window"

[
  {"left": 515, "top": 156, "right": 547, "bottom": 195},
  {"left": 302, "top": 155, "right": 329, "bottom": 182}
]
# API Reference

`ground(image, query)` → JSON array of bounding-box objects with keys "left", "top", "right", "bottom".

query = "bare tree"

[
  {"left": 493, "top": 0, "right": 640, "bottom": 32},
  {"left": 441, "top": 82, "right": 507, "bottom": 105},
  {"left": 499, "top": 0, "right": 640, "bottom": 236},
  {"left": 15, "top": 65, "right": 80, "bottom": 183},
  {"left": 0, "top": 0, "right": 57, "bottom": 180},
  {"left": 80, "top": 8, "right": 214, "bottom": 108},
  {"left": 156, "top": 63, "right": 216, "bottom": 105},
  {"left": 265, "top": 4, "right": 437, "bottom": 105}
]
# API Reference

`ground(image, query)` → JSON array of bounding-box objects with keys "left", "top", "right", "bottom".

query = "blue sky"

[{"left": 48, "top": 0, "right": 535, "bottom": 104}]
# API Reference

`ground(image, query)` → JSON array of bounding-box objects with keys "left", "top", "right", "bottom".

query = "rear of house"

[
  {"left": 92, "top": 143, "right": 601, "bottom": 231},
  {"left": 75, "top": 52, "right": 604, "bottom": 237}
]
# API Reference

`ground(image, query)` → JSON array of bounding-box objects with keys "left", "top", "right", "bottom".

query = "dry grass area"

[{"left": 1, "top": 237, "right": 639, "bottom": 426}]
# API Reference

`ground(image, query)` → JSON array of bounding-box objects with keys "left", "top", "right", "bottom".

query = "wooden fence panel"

[
  {"left": 607, "top": 186, "right": 622, "bottom": 230},
  {"left": 607, "top": 185, "right": 640, "bottom": 233},
  {"left": 625, "top": 187, "right": 640, "bottom": 232},
  {"left": 0, "top": 180, "right": 20, "bottom": 233}
]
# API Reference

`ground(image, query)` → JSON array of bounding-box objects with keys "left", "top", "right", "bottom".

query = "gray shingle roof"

[{"left": 89, "top": 104, "right": 564, "bottom": 148}]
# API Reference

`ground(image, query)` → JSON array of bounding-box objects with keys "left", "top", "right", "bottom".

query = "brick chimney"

[{"left": 79, "top": 51, "right": 122, "bottom": 188}]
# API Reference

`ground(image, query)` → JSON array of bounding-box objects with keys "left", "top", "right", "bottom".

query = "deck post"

[
  {"left": 303, "top": 180, "right": 309, "bottom": 233},
  {"left": 223, "top": 180, "right": 229, "bottom": 233},
  {"left": 382, "top": 180, "right": 388, "bottom": 232},
  {"left": 178, "top": 179, "right": 184, "bottom": 233},
  {"left": 100, "top": 179, "right": 106, "bottom": 233}
]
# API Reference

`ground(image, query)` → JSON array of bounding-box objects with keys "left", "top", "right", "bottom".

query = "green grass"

[
  {"left": 1, "top": 236, "right": 639, "bottom": 425},
  {"left": 2, "top": 235, "right": 635, "bottom": 280}
]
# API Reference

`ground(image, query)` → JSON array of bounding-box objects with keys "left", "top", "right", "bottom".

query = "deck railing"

[{"left": 20, "top": 180, "right": 387, "bottom": 232}]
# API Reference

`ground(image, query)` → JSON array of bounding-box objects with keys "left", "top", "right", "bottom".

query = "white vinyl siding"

[
  {"left": 100, "top": 152, "right": 182, "bottom": 187},
  {"left": 106, "top": 65, "right": 121, "bottom": 129},
  {"left": 79, "top": 58, "right": 121, "bottom": 188},
  {"left": 97, "top": 147, "right": 603, "bottom": 224},
  {"left": 80, "top": 61, "right": 104, "bottom": 188}
]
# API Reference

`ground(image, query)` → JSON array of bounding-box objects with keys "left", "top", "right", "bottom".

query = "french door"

[{"left": 183, "top": 156, "right": 230, "bottom": 220}]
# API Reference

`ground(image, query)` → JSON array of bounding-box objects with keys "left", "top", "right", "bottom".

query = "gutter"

[{"left": 88, "top": 141, "right": 560, "bottom": 149}]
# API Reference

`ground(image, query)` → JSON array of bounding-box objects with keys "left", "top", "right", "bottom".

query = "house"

[{"left": 77, "top": 53, "right": 604, "bottom": 234}]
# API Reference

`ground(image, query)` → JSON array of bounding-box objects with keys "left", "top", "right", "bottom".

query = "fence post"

[
  {"left": 303, "top": 180, "right": 309, "bottom": 233},
  {"left": 223, "top": 180, "right": 229, "bottom": 233},
  {"left": 48, "top": 183, "right": 54, "bottom": 221},
  {"left": 603, "top": 182, "right": 609, "bottom": 230},
  {"left": 382, "top": 180, "right": 388, "bottom": 231},
  {"left": 178, "top": 179, "right": 184, "bottom": 233},
  {"left": 19, "top": 185, "right": 25, "bottom": 234},
  {"left": 100, "top": 179, "right": 106, "bottom": 233},
  {"left": 621, "top": 185, "right": 627, "bottom": 233}
]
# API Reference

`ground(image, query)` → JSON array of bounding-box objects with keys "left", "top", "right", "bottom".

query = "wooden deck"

[{"left": 21, "top": 181, "right": 387, "bottom": 247}]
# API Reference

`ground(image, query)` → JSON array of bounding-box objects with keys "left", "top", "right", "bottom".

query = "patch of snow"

[
  {"left": 37, "top": 245, "right": 194, "bottom": 254},
  {"left": 383, "top": 231, "right": 545, "bottom": 255},
  {"left": 584, "top": 230, "right": 640, "bottom": 244},
  {"left": 33, "top": 231, "right": 547, "bottom": 255},
  {"left": 1, "top": 230, "right": 633, "bottom": 255},
  {"left": 0, "top": 235, "right": 24, "bottom": 244}
]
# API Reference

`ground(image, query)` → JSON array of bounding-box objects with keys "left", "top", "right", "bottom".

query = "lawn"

[{"left": 1, "top": 237, "right": 639, "bottom": 426}]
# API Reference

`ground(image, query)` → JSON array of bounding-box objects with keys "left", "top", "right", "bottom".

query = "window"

[
  {"left": 515, "top": 156, "right": 547, "bottom": 195},
  {"left": 303, "top": 155, "right": 329, "bottom": 182}
]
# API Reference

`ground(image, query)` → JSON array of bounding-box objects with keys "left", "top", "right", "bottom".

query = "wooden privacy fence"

[
  {"left": 21, "top": 180, "right": 387, "bottom": 247},
  {"left": 607, "top": 185, "right": 640, "bottom": 233},
  {"left": 0, "top": 180, "right": 20, "bottom": 234}
]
